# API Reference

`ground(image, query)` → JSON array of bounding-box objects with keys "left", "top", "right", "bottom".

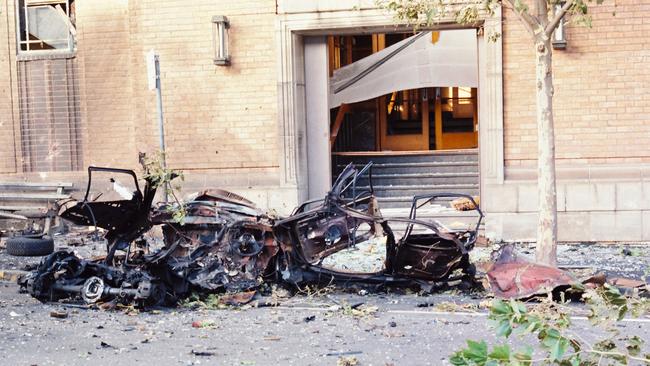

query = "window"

[
  {"left": 441, "top": 87, "right": 476, "bottom": 133},
  {"left": 385, "top": 89, "right": 423, "bottom": 135},
  {"left": 17, "top": 58, "right": 83, "bottom": 172},
  {"left": 16, "top": 0, "right": 75, "bottom": 54}
]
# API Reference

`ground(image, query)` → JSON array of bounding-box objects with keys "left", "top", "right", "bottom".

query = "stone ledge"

[
  {"left": 485, "top": 210, "right": 650, "bottom": 242},
  {"left": 505, "top": 163, "right": 650, "bottom": 181},
  {"left": 484, "top": 180, "right": 650, "bottom": 213}
]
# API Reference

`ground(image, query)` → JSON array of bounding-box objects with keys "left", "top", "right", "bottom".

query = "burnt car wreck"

[{"left": 20, "top": 163, "right": 483, "bottom": 307}]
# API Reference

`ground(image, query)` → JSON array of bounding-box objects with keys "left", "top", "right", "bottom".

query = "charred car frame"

[{"left": 20, "top": 163, "right": 482, "bottom": 307}]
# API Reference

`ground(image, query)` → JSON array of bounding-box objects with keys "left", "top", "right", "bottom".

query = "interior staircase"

[{"left": 331, "top": 149, "right": 479, "bottom": 209}]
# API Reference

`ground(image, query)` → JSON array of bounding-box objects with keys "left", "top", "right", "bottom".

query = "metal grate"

[{"left": 17, "top": 57, "right": 83, "bottom": 172}]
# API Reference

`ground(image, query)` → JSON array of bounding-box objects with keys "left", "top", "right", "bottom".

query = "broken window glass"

[{"left": 17, "top": 0, "right": 75, "bottom": 53}]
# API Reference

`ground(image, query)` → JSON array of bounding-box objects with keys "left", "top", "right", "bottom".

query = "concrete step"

[
  {"left": 336, "top": 161, "right": 478, "bottom": 175},
  {"left": 333, "top": 150, "right": 480, "bottom": 210},
  {"left": 332, "top": 150, "right": 478, "bottom": 165},
  {"left": 379, "top": 208, "right": 483, "bottom": 236},
  {"left": 375, "top": 193, "right": 479, "bottom": 209},
  {"left": 363, "top": 183, "right": 478, "bottom": 196},
  {"left": 356, "top": 172, "right": 478, "bottom": 186}
]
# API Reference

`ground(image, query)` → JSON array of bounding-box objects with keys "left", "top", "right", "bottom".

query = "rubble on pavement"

[{"left": 485, "top": 243, "right": 649, "bottom": 299}]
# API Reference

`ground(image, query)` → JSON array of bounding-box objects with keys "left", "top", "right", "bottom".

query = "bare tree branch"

[
  {"left": 502, "top": 0, "right": 541, "bottom": 38},
  {"left": 545, "top": 0, "right": 574, "bottom": 36}
]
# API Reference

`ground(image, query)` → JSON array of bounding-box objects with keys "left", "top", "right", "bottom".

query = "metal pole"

[{"left": 154, "top": 54, "right": 168, "bottom": 202}]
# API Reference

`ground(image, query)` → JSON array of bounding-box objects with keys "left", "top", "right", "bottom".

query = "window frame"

[{"left": 15, "top": 0, "right": 75, "bottom": 56}]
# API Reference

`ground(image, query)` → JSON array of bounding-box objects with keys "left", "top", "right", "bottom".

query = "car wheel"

[{"left": 5, "top": 236, "right": 55, "bottom": 256}]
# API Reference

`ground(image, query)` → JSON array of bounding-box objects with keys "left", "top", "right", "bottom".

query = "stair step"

[
  {"left": 374, "top": 191, "right": 478, "bottom": 209},
  {"left": 332, "top": 151, "right": 480, "bottom": 210},
  {"left": 357, "top": 172, "right": 478, "bottom": 185},
  {"left": 363, "top": 185, "right": 479, "bottom": 199},
  {"left": 335, "top": 161, "right": 478, "bottom": 175},
  {"left": 332, "top": 152, "right": 478, "bottom": 164},
  {"left": 365, "top": 183, "right": 478, "bottom": 190}
]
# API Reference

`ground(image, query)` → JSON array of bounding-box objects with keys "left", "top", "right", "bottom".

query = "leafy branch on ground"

[
  {"left": 337, "top": 356, "right": 360, "bottom": 366},
  {"left": 450, "top": 284, "right": 650, "bottom": 365},
  {"left": 139, "top": 151, "right": 186, "bottom": 224},
  {"left": 180, "top": 292, "right": 226, "bottom": 310},
  {"left": 328, "top": 300, "right": 379, "bottom": 319}
]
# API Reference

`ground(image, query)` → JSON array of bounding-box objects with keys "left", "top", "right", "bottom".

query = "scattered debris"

[
  {"left": 191, "top": 350, "right": 216, "bottom": 357},
  {"left": 219, "top": 291, "right": 257, "bottom": 306},
  {"left": 191, "top": 320, "right": 216, "bottom": 329},
  {"left": 326, "top": 350, "right": 363, "bottom": 357},
  {"left": 336, "top": 356, "right": 359, "bottom": 366},
  {"left": 303, "top": 315, "right": 316, "bottom": 323},
  {"left": 451, "top": 196, "right": 480, "bottom": 211},
  {"left": 435, "top": 301, "right": 478, "bottom": 313},
  {"left": 416, "top": 302, "right": 435, "bottom": 308},
  {"left": 339, "top": 303, "right": 378, "bottom": 318},
  {"left": 486, "top": 244, "right": 648, "bottom": 299},
  {"left": 486, "top": 244, "right": 576, "bottom": 299},
  {"left": 98, "top": 341, "right": 114, "bottom": 349},
  {"left": 49, "top": 310, "right": 68, "bottom": 319}
]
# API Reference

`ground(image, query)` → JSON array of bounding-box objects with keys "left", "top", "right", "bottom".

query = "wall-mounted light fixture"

[
  {"left": 212, "top": 16, "right": 230, "bottom": 65},
  {"left": 552, "top": 4, "right": 567, "bottom": 50}
]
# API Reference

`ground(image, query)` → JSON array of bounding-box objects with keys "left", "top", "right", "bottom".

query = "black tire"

[{"left": 5, "top": 236, "right": 54, "bottom": 256}]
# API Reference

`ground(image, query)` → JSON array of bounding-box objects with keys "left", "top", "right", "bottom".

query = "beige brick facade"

[
  {"left": 0, "top": 0, "right": 18, "bottom": 175},
  {"left": 503, "top": 0, "right": 650, "bottom": 167},
  {"left": 1, "top": 0, "right": 649, "bottom": 239}
]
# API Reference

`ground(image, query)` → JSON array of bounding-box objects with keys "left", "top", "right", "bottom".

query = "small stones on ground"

[
  {"left": 416, "top": 302, "right": 435, "bottom": 308},
  {"left": 49, "top": 310, "right": 68, "bottom": 319},
  {"left": 191, "top": 320, "right": 216, "bottom": 329},
  {"left": 190, "top": 349, "right": 216, "bottom": 357},
  {"left": 303, "top": 315, "right": 316, "bottom": 323},
  {"left": 98, "top": 341, "right": 114, "bottom": 349},
  {"left": 336, "top": 356, "right": 359, "bottom": 366},
  {"left": 388, "top": 321, "right": 397, "bottom": 327}
]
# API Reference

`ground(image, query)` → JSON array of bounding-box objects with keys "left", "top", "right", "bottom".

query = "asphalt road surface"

[{"left": 0, "top": 282, "right": 648, "bottom": 366}]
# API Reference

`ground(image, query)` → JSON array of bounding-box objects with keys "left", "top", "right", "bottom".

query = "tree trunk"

[{"left": 534, "top": 38, "right": 558, "bottom": 266}]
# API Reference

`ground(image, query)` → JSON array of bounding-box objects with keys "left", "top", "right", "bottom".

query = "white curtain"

[{"left": 328, "top": 29, "right": 478, "bottom": 109}]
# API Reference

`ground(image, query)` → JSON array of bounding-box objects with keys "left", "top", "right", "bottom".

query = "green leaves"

[
  {"left": 549, "top": 337, "right": 569, "bottom": 361},
  {"left": 139, "top": 151, "right": 186, "bottom": 223},
  {"left": 449, "top": 341, "right": 536, "bottom": 365},
  {"left": 488, "top": 345, "right": 510, "bottom": 361},
  {"left": 465, "top": 340, "right": 489, "bottom": 363},
  {"left": 451, "top": 284, "right": 650, "bottom": 365},
  {"left": 450, "top": 340, "right": 513, "bottom": 365},
  {"left": 512, "top": 346, "right": 533, "bottom": 365}
]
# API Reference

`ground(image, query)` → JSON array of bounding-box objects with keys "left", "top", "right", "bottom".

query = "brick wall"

[
  {"left": 0, "top": 0, "right": 18, "bottom": 174},
  {"left": 502, "top": 0, "right": 650, "bottom": 167},
  {"left": 76, "top": 0, "right": 137, "bottom": 168},
  {"left": 125, "top": 0, "right": 279, "bottom": 177}
]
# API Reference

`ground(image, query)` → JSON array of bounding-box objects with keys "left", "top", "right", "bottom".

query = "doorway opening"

[
  {"left": 328, "top": 31, "right": 478, "bottom": 154},
  {"left": 326, "top": 30, "right": 480, "bottom": 208}
]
